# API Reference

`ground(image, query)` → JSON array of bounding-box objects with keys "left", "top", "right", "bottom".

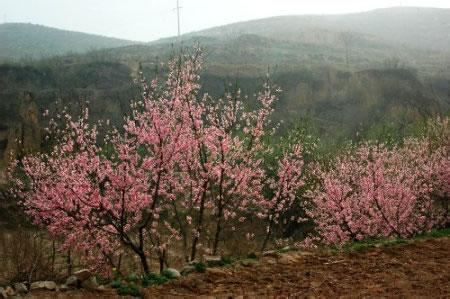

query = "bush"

[
  {"left": 194, "top": 262, "right": 207, "bottom": 273},
  {"left": 161, "top": 269, "right": 178, "bottom": 279},
  {"left": 141, "top": 273, "right": 168, "bottom": 287},
  {"left": 117, "top": 283, "right": 141, "bottom": 297}
]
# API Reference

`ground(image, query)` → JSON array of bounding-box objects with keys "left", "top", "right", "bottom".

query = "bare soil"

[
  {"left": 18, "top": 237, "right": 450, "bottom": 298},
  {"left": 144, "top": 237, "right": 450, "bottom": 298}
]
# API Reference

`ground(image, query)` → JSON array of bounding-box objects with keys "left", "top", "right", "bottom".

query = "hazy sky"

[{"left": 1, "top": 0, "right": 450, "bottom": 41}]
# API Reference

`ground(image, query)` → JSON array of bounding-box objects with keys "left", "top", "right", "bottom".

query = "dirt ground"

[
  {"left": 144, "top": 237, "right": 450, "bottom": 298},
  {"left": 18, "top": 237, "right": 450, "bottom": 298}
]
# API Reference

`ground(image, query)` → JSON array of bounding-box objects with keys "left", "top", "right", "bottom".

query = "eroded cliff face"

[{"left": 0, "top": 92, "right": 41, "bottom": 172}]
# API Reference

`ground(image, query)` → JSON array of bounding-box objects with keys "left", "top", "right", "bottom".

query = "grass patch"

[
  {"left": 278, "top": 246, "right": 298, "bottom": 254},
  {"left": 342, "top": 227, "right": 450, "bottom": 252},
  {"left": 411, "top": 227, "right": 450, "bottom": 240}
]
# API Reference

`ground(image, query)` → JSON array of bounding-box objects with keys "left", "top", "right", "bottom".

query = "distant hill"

[
  {"left": 0, "top": 23, "right": 138, "bottom": 61},
  {"left": 0, "top": 7, "right": 449, "bottom": 168},
  {"left": 189, "top": 7, "right": 450, "bottom": 53},
  {"left": 105, "top": 7, "right": 448, "bottom": 78}
]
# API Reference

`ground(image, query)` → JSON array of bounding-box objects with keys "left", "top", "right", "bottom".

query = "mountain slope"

[
  {"left": 189, "top": 7, "right": 450, "bottom": 53},
  {"left": 114, "top": 7, "right": 447, "bottom": 78},
  {"left": 0, "top": 23, "right": 138, "bottom": 60},
  {"left": 0, "top": 7, "right": 449, "bottom": 167}
]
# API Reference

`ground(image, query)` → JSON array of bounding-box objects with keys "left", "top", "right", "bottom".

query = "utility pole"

[{"left": 176, "top": 0, "right": 181, "bottom": 38}]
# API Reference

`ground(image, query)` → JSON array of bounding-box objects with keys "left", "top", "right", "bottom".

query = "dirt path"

[{"left": 145, "top": 237, "right": 450, "bottom": 298}]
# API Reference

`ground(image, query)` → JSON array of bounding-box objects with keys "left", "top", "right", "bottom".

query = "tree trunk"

[
  {"left": 138, "top": 251, "right": 150, "bottom": 274},
  {"left": 261, "top": 217, "right": 274, "bottom": 253},
  {"left": 66, "top": 250, "right": 72, "bottom": 276},
  {"left": 190, "top": 181, "right": 208, "bottom": 261},
  {"left": 212, "top": 207, "right": 223, "bottom": 255}
]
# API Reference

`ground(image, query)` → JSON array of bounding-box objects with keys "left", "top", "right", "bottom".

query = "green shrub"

[
  {"left": 220, "top": 256, "right": 233, "bottom": 266},
  {"left": 161, "top": 269, "right": 177, "bottom": 279},
  {"left": 117, "top": 283, "right": 141, "bottom": 297},
  {"left": 247, "top": 252, "right": 258, "bottom": 259},
  {"left": 194, "top": 262, "right": 207, "bottom": 273},
  {"left": 141, "top": 272, "right": 169, "bottom": 287},
  {"left": 124, "top": 273, "right": 139, "bottom": 283},
  {"left": 110, "top": 279, "right": 122, "bottom": 289}
]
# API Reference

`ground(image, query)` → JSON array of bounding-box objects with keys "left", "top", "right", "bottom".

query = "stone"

[
  {"left": 187, "top": 259, "right": 200, "bottom": 266},
  {"left": 73, "top": 269, "right": 92, "bottom": 282},
  {"left": 240, "top": 259, "right": 258, "bottom": 267},
  {"left": 30, "top": 282, "right": 45, "bottom": 290},
  {"left": 206, "top": 268, "right": 230, "bottom": 276},
  {"left": 59, "top": 284, "right": 69, "bottom": 292},
  {"left": 164, "top": 268, "right": 181, "bottom": 278},
  {"left": 204, "top": 255, "right": 221, "bottom": 262},
  {"left": 30, "top": 281, "right": 57, "bottom": 291},
  {"left": 262, "top": 250, "right": 278, "bottom": 257},
  {"left": 278, "top": 254, "right": 298, "bottom": 265},
  {"left": 265, "top": 258, "right": 276, "bottom": 265},
  {"left": 5, "top": 286, "right": 15, "bottom": 296},
  {"left": 0, "top": 287, "right": 8, "bottom": 299},
  {"left": 65, "top": 275, "right": 79, "bottom": 287},
  {"left": 44, "top": 281, "right": 57, "bottom": 291},
  {"left": 13, "top": 283, "right": 28, "bottom": 293},
  {"left": 180, "top": 265, "right": 196, "bottom": 276},
  {"left": 97, "top": 285, "right": 108, "bottom": 292},
  {"left": 0, "top": 287, "right": 6, "bottom": 299},
  {"left": 81, "top": 277, "right": 98, "bottom": 290}
]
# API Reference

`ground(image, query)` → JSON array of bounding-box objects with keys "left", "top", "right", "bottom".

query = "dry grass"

[{"left": 0, "top": 230, "right": 83, "bottom": 285}]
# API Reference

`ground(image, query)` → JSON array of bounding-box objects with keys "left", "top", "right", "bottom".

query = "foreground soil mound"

[{"left": 145, "top": 237, "right": 450, "bottom": 298}]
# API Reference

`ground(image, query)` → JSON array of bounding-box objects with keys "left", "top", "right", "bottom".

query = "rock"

[
  {"left": 204, "top": 255, "right": 221, "bottom": 262},
  {"left": 180, "top": 265, "right": 196, "bottom": 276},
  {"left": 97, "top": 285, "right": 108, "bottom": 292},
  {"left": 262, "top": 250, "right": 278, "bottom": 257},
  {"left": 0, "top": 287, "right": 6, "bottom": 299},
  {"left": 5, "top": 286, "right": 15, "bottom": 296},
  {"left": 44, "top": 281, "right": 57, "bottom": 291},
  {"left": 30, "top": 282, "right": 44, "bottom": 290},
  {"left": 13, "top": 283, "right": 28, "bottom": 293},
  {"left": 278, "top": 254, "right": 298, "bottom": 265},
  {"left": 265, "top": 258, "right": 276, "bottom": 265},
  {"left": 296, "top": 251, "right": 313, "bottom": 256},
  {"left": 30, "top": 281, "right": 57, "bottom": 291},
  {"left": 81, "top": 277, "right": 98, "bottom": 290},
  {"left": 65, "top": 275, "right": 79, "bottom": 287},
  {"left": 187, "top": 259, "right": 200, "bottom": 266},
  {"left": 206, "top": 268, "right": 231, "bottom": 276},
  {"left": 240, "top": 259, "right": 258, "bottom": 267},
  {"left": 73, "top": 269, "right": 92, "bottom": 282},
  {"left": 59, "top": 284, "right": 69, "bottom": 292},
  {"left": 164, "top": 268, "right": 181, "bottom": 278}
]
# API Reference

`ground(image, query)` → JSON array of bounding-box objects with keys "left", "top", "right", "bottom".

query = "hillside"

[
  {"left": 98, "top": 8, "right": 450, "bottom": 79},
  {"left": 189, "top": 7, "right": 450, "bottom": 53},
  {"left": 0, "top": 23, "right": 138, "bottom": 61},
  {"left": 0, "top": 7, "right": 449, "bottom": 167}
]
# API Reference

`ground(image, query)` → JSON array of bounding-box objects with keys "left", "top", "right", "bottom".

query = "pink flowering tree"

[
  {"left": 12, "top": 49, "right": 306, "bottom": 273},
  {"left": 260, "top": 145, "right": 305, "bottom": 251},
  {"left": 12, "top": 110, "right": 153, "bottom": 273},
  {"left": 304, "top": 125, "right": 449, "bottom": 246}
]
